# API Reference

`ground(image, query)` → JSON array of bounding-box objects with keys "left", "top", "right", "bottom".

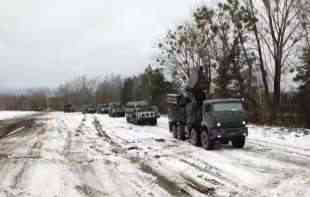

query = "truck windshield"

[{"left": 212, "top": 102, "right": 243, "bottom": 112}]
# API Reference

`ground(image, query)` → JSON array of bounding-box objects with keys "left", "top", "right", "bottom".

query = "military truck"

[
  {"left": 82, "top": 105, "right": 97, "bottom": 114},
  {"left": 97, "top": 104, "right": 109, "bottom": 114},
  {"left": 125, "top": 100, "right": 159, "bottom": 125},
  {"left": 167, "top": 67, "right": 248, "bottom": 150},
  {"left": 108, "top": 102, "right": 125, "bottom": 117},
  {"left": 64, "top": 104, "right": 75, "bottom": 112}
]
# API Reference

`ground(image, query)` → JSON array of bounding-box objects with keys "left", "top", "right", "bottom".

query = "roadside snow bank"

[
  {"left": 0, "top": 111, "right": 39, "bottom": 121},
  {"left": 248, "top": 125, "right": 310, "bottom": 148}
]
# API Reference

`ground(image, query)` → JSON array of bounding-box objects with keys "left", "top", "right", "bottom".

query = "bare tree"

[
  {"left": 157, "top": 22, "right": 213, "bottom": 91},
  {"left": 256, "top": 0, "right": 306, "bottom": 117}
]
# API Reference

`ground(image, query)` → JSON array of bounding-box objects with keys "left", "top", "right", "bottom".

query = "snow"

[
  {"left": 248, "top": 124, "right": 310, "bottom": 148},
  {"left": 95, "top": 115, "right": 310, "bottom": 197},
  {"left": 0, "top": 111, "right": 39, "bottom": 121},
  {"left": 0, "top": 112, "right": 309, "bottom": 197}
]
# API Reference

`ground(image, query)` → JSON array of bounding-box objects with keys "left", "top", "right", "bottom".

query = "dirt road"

[{"left": 0, "top": 113, "right": 309, "bottom": 197}]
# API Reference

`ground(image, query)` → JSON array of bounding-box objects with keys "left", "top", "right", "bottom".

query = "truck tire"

[
  {"left": 200, "top": 130, "right": 214, "bottom": 150},
  {"left": 151, "top": 119, "right": 157, "bottom": 126},
  {"left": 177, "top": 125, "right": 186, "bottom": 141},
  {"left": 232, "top": 136, "right": 245, "bottom": 148},
  {"left": 190, "top": 128, "right": 201, "bottom": 146},
  {"left": 172, "top": 125, "right": 177, "bottom": 139}
]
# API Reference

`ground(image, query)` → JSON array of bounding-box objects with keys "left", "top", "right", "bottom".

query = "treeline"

[
  {"left": 0, "top": 66, "right": 175, "bottom": 113},
  {"left": 155, "top": 0, "right": 310, "bottom": 127},
  {"left": 0, "top": 88, "right": 50, "bottom": 111}
]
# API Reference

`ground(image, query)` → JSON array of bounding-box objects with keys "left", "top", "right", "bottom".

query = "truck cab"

[
  {"left": 109, "top": 102, "right": 125, "bottom": 117},
  {"left": 97, "top": 104, "right": 109, "bottom": 114},
  {"left": 200, "top": 99, "right": 248, "bottom": 149}
]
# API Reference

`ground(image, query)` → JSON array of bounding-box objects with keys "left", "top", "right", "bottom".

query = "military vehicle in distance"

[
  {"left": 82, "top": 105, "right": 97, "bottom": 114},
  {"left": 167, "top": 67, "right": 248, "bottom": 150},
  {"left": 64, "top": 104, "right": 75, "bottom": 113},
  {"left": 125, "top": 100, "right": 159, "bottom": 125},
  {"left": 108, "top": 102, "right": 125, "bottom": 117},
  {"left": 97, "top": 104, "right": 109, "bottom": 114}
]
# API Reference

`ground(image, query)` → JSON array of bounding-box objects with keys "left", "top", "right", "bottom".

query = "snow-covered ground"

[
  {"left": 0, "top": 111, "right": 39, "bottom": 121},
  {"left": 0, "top": 112, "right": 309, "bottom": 197}
]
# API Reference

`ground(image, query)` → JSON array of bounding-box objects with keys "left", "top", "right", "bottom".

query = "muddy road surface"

[{"left": 0, "top": 113, "right": 309, "bottom": 197}]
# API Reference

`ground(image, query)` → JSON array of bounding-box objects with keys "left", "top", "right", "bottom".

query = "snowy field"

[
  {"left": 0, "top": 112, "right": 309, "bottom": 197},
  {"left": 0, "top": 111, "right": 39, "bottom": 121}
]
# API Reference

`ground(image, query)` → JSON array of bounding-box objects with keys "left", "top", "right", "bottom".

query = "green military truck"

[
  {"left": 125, "top": 101, "right": 159, "bottom": 125},
  {"left": 108, "top": 102, "right": 125, "bottom": 117},
  {"left": 82, "top": 105, "right": 96, "bottom": 114},
  {"left": 97, "top": 104, "right": 109, "bottom": 114},
  {"left": 64, "top": 104, "right": 75, "bottom": 113},
  {"left": 167, "top": 67, "right": 248, "bottom": 150}
]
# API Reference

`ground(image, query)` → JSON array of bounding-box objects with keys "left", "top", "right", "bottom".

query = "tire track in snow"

[
  {"left": 94, "top": 116, "right": 234, "bottom": 197},
  {"left": 247, "top": 139, "right": 310, "bottom": 160},
  {"left": 64, "top": 115, "right": 155, "bottom": 197},
  {"left": 0, "top": 115, "right": 48, "bottom": 197},
  {"left": 92, "top": 116, "right": 196, "bottom": 197},
  {"left": 93, "top": 116, "right": 247, "bottom": 196},
  {"left": 59, "top": 114, "right": 105, "bottom": 197},
  {"left": 94, "top": 115, "right": 310, "bottom": 197}
]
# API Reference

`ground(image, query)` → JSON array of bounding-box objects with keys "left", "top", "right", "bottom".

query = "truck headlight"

[
  {"left": 216, "top": 122, "right": 221, "bottom": 127},
  {"left": 242, "top": 121, "right": 246, "bottom": 125}
]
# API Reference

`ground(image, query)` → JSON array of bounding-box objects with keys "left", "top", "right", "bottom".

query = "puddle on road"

[{"left": 0, "top": 118, "right": 38, "bottom": 138}]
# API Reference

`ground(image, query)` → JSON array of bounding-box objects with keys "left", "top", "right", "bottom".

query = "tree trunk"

[
  {"left": 248, "top": 0, "right": 271, "bottom": 111},
  {"left": 272, "top": 57, "right": 282, "bottom": 121}
]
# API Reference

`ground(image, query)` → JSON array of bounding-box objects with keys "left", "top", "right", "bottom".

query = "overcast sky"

[{"left": 0, "top": 0, "right": 217, "bottom": 92}]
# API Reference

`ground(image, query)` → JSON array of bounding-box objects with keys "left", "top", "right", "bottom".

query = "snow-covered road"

[{"left": 0, "top": 112, "right": 309, "bottom": 197}]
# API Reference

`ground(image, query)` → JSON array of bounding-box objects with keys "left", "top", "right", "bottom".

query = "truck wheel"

[
  {"left": 232, "top": 136, "right": 246, "bottom": 148},
  {"left": 200, "top": 131, "right": 214, "bottom": 150},
  {"left": 190, "top": 128, "right": 201, "bottom": 146},
  {"left": 172, "top": 125, "right": 177, "bottom": 138},
  {"left": 152, "top": 119, "right": 157, "bottom": 126},
  {"left": 177, "top": 125, "right": 186, "bottom": 141}
]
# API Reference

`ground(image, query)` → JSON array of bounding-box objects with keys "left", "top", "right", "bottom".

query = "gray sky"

[{"left": 0, "top": 0, "right": 215, "bottom": 92}]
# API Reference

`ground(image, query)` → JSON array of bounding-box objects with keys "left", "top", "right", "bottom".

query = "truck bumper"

[
  {"left": 114, "top": 112, "right": 125, "bottom": 117},
  {"left": 209, "top": 127, "right": 248, "bottom": 141},
  {"left": 139, "top": 117, "right": 157, "bottom": 124}
]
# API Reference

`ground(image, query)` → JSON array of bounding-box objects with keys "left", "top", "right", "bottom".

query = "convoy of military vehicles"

[{"left": 63, "top": 67, "right": 248, "bottom": 150}]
